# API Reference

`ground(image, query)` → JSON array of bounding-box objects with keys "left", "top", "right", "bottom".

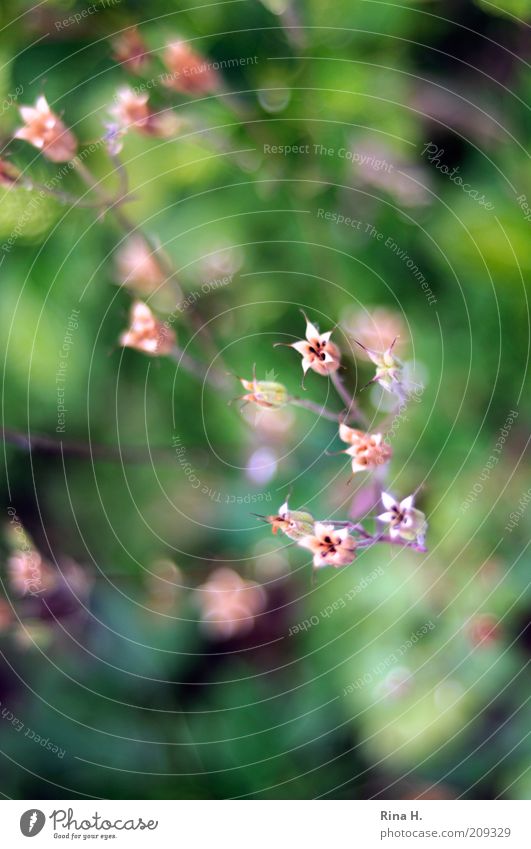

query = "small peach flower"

[
  {"left": 278, "top": 314, "right": 341, "bottom": 378},
  {"left": 263, "top": 500, "right": 314, "bottom": 541},
  {"left": 468, "top": 613, "right": 500, "bottom": 647},
  {"left": 109, "top": 87, "right": 179, "bottom": 143},
  {"left": 298, "top": 522, "right": 356, "bottom": 568},
  {"left": 112, "top": 27, "right": 149, "bottom": 73},
  {"left": 238, "top": 373, "right": 288, "bottom": 410},
  {"left": 115, "top": 235, "right": 167, "bottom": 294},
  {"left": 0, "top": 158, "right": 21, "bottom": 187},
  {"left": 339, "top": 423, "right": 392, "bottom": 473},
  {"left": 195, "top": 568, "right": 266, "bottom": 639},
  {"left": 14, "top": 95, "right": 77, "bottom": 162},
  {"left": 119, "top": 300, "right": 175, "bottom": 356},
  {"left": 377, "top": 491, "right": 427, "bottom": 543},
  {"left": 163, "top": 39, "right": 220, "bottom": 95}
]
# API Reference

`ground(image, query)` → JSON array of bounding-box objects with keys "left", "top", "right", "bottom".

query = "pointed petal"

[
  {"left": 14, "top": 127, "right": 32, "bottom": 141},
  {"left": 381, "top": 491, "right": 396, "bottom": 511},
  {"left": 305, "top": 320, "right": 320, "bottom": 341},
  {"left": 319, "top": 331, "right": 332, "bottom": 343},
  {"left": 36, "top": 95, "right": 50, "bottom": 113},
  {"left": 377, "top": 511, "right": 394, "bottom": 523},
  {"left": 400, "top": 495, "right": 414, "bottom": 511}
]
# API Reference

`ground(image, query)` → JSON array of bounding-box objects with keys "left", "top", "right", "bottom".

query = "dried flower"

[
  {"left": 195, "top": 568, "right": 266, "bottom": 639},
  {"left": 339, "top": 423, "right": 392, "bottom": 473},
  {"left": 377, "top": 491, "right": 427, "bottom": 543},
  {"left": 119, "top": 300, "right": 175, "bottom": 356},
  {"left": 238, "top": 373, "right": 288, "bottom": 410},
  {"left": 109, "top": 87, "right": 180, "bottom": 143},
  {"left": 112, "top": 27, "right": 149, "bottom": 73},
  {"left": 14, "top": 95, "right": 77, "bottom": 162},
  {"left": 299, "top": 522, "right": 357, "bottom": 568},
  {"left": 0, "top": 158, "right": 21, "bottom": 187},
  {"left": 356, "top": 337, "right": 404, "bottom": 397},
  {"left": 263, "top": 500, "right": 314, "bottom": 540},
  {"left": 279, "top": 314, "right": 341, "bottom": 378},
  {"left": 163, "top": 39, "right": 220, "bottom": 95},
  {"left": 115, "top": 235, "right": 167, "bottom": 294}
]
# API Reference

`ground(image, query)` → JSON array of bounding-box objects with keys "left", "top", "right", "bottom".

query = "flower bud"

[
  {"left": 239, "top": 376, "right": 288, "bottom": 409},
  {"left": 264, "top": 501, "right": 314, "bottom": 540},
  {"left": 195, "top": 568, "right": 266, "bottom": 640},
  {"left": 0, "top": 158, "right": 21, "bottom": 187},
  {"left": 356, "top": 338, "right": 404, "bottom": 396}
]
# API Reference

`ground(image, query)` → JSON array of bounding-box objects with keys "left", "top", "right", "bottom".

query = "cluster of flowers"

[
  {"left": 239, "top": 314, "right": 427, "bottom": 569},
  {"left": 6, "top": 28, "right": 217, "bottom": 169}
]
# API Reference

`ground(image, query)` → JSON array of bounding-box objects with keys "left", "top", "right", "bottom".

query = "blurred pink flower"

[
  {"left": 15, "top": 95, "right": 77, "bottom": 162},
  {"left": 120, "top": 300, "right": 176, "bottom": 356},
  {"left": 163, "top": 39, "right": 220, "bottom": 95},
  {"left": 109, "top": 87, "right": 179, "bottom": 145},
  {"left": 8, "top": 549, "right": 56, "bottom": 597},
  {"left": 112, "top": 27, "right": 150, "bottom": 73},
  {"left": 343, "top": 307, "right": 407, "bottom": 361},
  {"left": 115, "top": 236, "right": 167, "bottom": 294},
  {"left": 195, "top": 568, "right": 266, "bottom": 639}
]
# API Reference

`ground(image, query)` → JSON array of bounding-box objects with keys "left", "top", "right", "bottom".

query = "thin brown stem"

[
  {"left": 169, "top": 346, "right": 229, "bottom": 390},
  {"left": 289, "top": 396, "right": 341, "bottom": 422},
  {"left": 330, "top": 370, "right": 368, "bottom": 426}
]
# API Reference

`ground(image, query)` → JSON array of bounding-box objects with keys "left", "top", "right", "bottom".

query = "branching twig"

[
  {"left": 330, "top": 370, "right": 368, "bottom": 427},
  {"left": 2, "top": 427, "right": 173, "bottom": 464}
]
